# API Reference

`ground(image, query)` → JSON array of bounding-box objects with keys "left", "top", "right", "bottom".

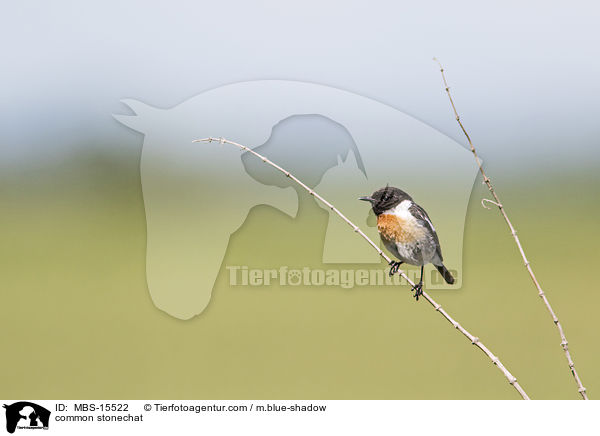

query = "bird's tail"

[{"left": 436, "top": 264, "right": 455, "bottom": 285}]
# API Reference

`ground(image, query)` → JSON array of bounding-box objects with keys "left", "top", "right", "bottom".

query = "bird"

[{"left": 359, "top": 186, "right": 454, "bottom": 300}]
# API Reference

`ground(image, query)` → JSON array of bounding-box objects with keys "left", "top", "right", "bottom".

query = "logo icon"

[{"left": 3, "top": 402, "right": 50, "bottom": 434}]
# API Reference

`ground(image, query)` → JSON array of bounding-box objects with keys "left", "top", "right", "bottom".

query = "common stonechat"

[{"left": 360, "top": 186, "right": 455, "bottom": 300}]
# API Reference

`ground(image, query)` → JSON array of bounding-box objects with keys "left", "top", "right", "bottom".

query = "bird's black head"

[{"left": 359, "top": 186, "right": 412, "bottom": 215}]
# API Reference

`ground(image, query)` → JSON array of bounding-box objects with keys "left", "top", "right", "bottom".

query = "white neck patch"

[{"left": 384, "top": 199, "right": 413, "bottom": 217}]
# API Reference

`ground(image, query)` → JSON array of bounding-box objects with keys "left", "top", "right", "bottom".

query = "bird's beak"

[{"left": 358, "top": 196, "right": 373, "bottom": 202}]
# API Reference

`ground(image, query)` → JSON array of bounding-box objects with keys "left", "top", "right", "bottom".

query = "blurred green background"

[
  {"left": 3, "top": 1, "right": 600, "bottom": 401},
  {"left": 1, "top": 147, "right": 597, "bottom": 399}
]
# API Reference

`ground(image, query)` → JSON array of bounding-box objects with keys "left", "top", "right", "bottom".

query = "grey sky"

[{"left": 2, "top": 1, "right": 599, "bottom": 176}]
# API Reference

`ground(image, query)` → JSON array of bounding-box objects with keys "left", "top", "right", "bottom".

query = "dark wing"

[{"left": 409, "top": 202, "right": 443, "bottom": 261}]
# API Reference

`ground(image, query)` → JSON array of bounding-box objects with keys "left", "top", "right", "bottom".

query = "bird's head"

[{"left": 359, "top": 186, "right": 412, "bottom": 215}]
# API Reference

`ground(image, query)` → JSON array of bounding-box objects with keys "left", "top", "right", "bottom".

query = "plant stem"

[
  {"left": 433, "top": 58, "right": 588, "bottom": 399},
  {"left": 194, "top": 136, "right": 531, "bottom": 400}
]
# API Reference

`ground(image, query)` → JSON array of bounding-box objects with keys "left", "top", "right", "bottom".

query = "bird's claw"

[
  {"left": 412, "top": 282, "right": 423, "bottom": 301},
  {"left": 389, "top": 261, "right": 403, "bottom": 277}
]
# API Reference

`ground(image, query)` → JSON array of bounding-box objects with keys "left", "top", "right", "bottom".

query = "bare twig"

[
  {"left": 194, "top": 136, "right": 531, "bottom": 400},
  {"left": 433, "top": 58, "right": 588, "bottom": 400}
]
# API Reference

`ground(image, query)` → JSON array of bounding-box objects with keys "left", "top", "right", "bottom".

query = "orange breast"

[{"left": 377, "top": 213, "right": 423, "bottom": 244}]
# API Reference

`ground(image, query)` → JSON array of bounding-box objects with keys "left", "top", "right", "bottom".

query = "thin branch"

[
  {"left": 194, "top": 136, "right": 531, "bottom": 400},
  {"left": 433, "top": 58, "right": 588, "bottom": 400}
]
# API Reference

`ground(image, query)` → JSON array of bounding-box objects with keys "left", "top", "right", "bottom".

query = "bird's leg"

[
  {"left": 388, "top": 260, "right": 403, "bottom": 277},
  {"left": 412, "top": 265, "right": 424, "bottom": 301}
]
